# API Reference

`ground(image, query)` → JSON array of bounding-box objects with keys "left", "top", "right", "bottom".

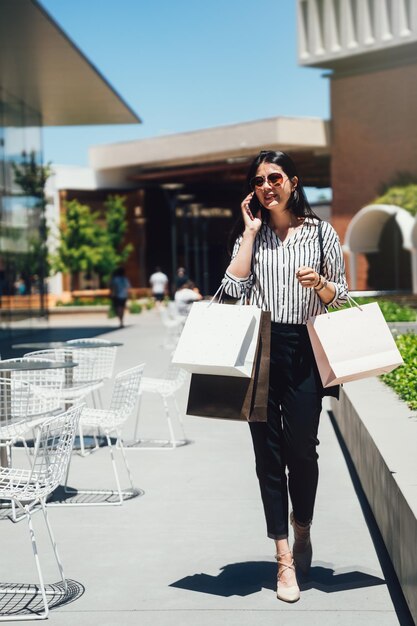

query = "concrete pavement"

[{"left": 0, "top": 309, "right": 414, "bottom": 624}]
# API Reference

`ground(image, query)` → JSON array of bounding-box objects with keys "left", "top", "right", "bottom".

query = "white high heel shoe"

[{"left": 275, "top": 549, "right": 300, "bottom": 603}]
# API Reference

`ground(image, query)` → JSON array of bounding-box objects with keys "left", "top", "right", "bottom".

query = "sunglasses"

[{"left": 250, "top": 172, "right": 284, "bottom": 189}]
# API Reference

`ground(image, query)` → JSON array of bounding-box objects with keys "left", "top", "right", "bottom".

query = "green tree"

[
  {"left": 12, "top": 151, "right": 51, "bottom": 198},
  {"left": 96, "top": 195, "right": 133, "bottom": 282},
  {"left": 105, "top": 194, "right": 133, "bottom": 265},
  {"left": 11, "top": 152, "right": 52, "bottom": 302},
  {"left": 51, "top": 199, "right": 105, "bottom": 291},
  {"left": 52, "top": 194, "right": 133, "bottom": 290}
]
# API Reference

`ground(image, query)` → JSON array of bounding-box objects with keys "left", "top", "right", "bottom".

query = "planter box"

[
  {"left": 49, "top": 306, "right": 110, "bottom": 315},
  {"left": 331, "top": 378, "right": 417, "bottom": 623}
]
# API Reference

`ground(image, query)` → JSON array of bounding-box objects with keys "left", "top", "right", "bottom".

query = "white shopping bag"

[
  {"left": 172, "top": 301, "right": 262, "bottom": 377},
  {"left": 307, "top": 301, "right": 403, "bottom": 388}
]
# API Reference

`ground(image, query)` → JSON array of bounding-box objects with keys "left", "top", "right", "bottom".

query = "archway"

[{"left": 343, "top": 204, "right": 414, "bottom": 291}]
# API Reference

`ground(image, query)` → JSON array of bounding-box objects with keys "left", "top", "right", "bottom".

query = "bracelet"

[
  {"left": 313, "top": 273, "right": 321, "bottom": 288},
  {"left": 315, "top": 278, "right": 328, "bottom": 293}
]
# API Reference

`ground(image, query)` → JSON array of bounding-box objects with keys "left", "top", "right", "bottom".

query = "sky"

[{"left": 40, "top": 0, "right": 329, "bottom": 170}]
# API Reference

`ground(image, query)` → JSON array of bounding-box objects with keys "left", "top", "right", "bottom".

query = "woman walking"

[
  {"left": 222, "top": 151, "right": 348, "bottom": 602},
  {"left": 110, "top": 267, "right": 131, "bottom": 328}
]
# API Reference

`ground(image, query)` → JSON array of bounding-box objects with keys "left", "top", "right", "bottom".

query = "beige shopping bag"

[
  {"left": 172, "top": 300, "right": 262, "bottom": 378},
  {"left": 307, "top": 301, "right": 403, "bottom": 388}
]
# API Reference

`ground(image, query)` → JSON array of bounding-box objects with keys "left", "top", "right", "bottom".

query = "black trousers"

[{"left": 249, "top": 323, "right": 323, "bottom": 539}]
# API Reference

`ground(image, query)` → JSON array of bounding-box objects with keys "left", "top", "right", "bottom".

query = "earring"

[{"left": 293, "top": 188, "right": 299, "bottom": 202}]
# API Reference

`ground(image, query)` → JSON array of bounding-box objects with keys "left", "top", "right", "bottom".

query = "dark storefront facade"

[{"left": 84, "top": 121, "right": 331, "bottom": 296}]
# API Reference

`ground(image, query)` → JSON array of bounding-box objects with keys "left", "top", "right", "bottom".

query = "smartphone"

[
  {"left": 249, "top": 193, "right": 261, "bottom": 217},
  {"left": 249, "top": 192, "right": 262, "bottom": 217}
]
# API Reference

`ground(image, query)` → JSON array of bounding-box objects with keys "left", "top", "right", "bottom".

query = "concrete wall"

[{"left": 331, "top": 378, "right": 417, "bottom": 622}]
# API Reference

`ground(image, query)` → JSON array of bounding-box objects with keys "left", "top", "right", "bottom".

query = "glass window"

[{"left": 0, "top": 88, "right": 45, "bottom": 325}]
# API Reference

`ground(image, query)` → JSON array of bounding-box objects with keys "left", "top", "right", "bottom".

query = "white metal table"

[{"left": 0, "top": 360, "right": 77, "bottom": 467}]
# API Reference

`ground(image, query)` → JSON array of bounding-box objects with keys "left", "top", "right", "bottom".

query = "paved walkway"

[{"left": 0, "top": 310, "right": 414, "bottom": 625}]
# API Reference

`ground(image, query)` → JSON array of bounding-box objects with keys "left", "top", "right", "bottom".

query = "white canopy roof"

[
  {"left": 0, "top": 0, "right": 140, "bottom": 126},
  {"left": 89, "top": 116, "right": 330, "bottom": 171}
]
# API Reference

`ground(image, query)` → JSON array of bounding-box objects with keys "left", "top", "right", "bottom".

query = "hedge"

[
  {"left": 374, "top": 183, "right": 417, "bottom": 217},
  {"left": 381, "top": 333, "right": 417, "bottom": 410},
  {"left": 332, "top": 297, "right": 416, "bottom": 322}
]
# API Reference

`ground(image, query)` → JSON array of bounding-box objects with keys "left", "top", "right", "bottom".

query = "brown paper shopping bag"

[
  {"left": 307, "top": 301, "right": 403, "bottom": 388},
  {"left": 186, "top": 311, "right": 271, "bottom": 421}
]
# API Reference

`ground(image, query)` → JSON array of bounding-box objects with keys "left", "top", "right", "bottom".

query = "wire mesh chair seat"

[
  {"left": 126, "top": 365, "right": 190, "bottom": 450},
  {"left": 5, "top": 357, "right": 64, "bottom": 417},
  {"left": 0, "top": 464, "right": 59, "bottom": 500},
  {"left": 0, "top": 405, "right": 83, "bottom": 622},
  {"left": 22, "top": 349, "right": 102, "bottom": 402},
  {"left": 0, "top": 374, "right": 61, "bottom": 462},
  {"left": 59, "top": 364, "right": 145, "bottom": 507},
  {"left": 66, "top": 338, "right": 117, "bottom": 381}
]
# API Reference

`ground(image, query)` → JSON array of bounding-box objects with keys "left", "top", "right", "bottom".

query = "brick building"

[{"left": 298, "top": 0, "right": 417, "bottom": 289}]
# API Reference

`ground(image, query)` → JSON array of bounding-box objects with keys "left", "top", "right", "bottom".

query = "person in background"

[
  {"left": 222, "top": 150, "right": 348, "bottom": 603},
  {"left": 174, "top": 280, "right": 202, "bottom": 317},
  {"left": 175, "top": 267, "right": 189, "bottom": 291},
  {"left": 110, "top": 267, "right": 131, "bottom": 328},
  {"left": 149, "top": 266, "right": 169, "bottom": 305},
  {"left": 15, "top": 276, "right": 26, "bottom": 295}
]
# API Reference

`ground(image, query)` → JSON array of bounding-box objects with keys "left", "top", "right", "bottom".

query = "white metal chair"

[
  {"left": 159, "top": 306, "right": 184, "bottom": 349},
  {"left": 66, "top": 338, "right": 118, "bottom": 411},
  {"left": 61, "top": 364, "right": 145, "bottom": 506},
  {"left": 0, "top": 405, "right": 82, "bottom": 622},
  {"left": 23, "top": 349, "right": 103, "bottom": 456},
  {"left": 7, "top": 357, "right": 64, "bottom": 418},
  {"left": 0, "top": 378, "right": 32, "bottom": 468},
  {"left": 23, "top": 349, "right": 102, "bottom": 404},
  {"left": 0, "top": 371, "right": 62, "bottom": 522},
  {"left": 0, "top": 361, "right": 63, "bottom": 464},
  {"left": 66, "top": 338, "right": 117, "bottom": 381},
  {"left": 127, "top": 364, "right": 189, "bottom": 449}
]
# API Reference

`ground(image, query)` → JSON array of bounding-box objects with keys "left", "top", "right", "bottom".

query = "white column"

[
  {"left": 349, "top": 252, "right": 357, "bottom": 290},
  {"left": 411, "top": 249, "right": 417, "bottom": 295},
  {"left": 48, "top": 273, "right": 63, "bottom": 296}
]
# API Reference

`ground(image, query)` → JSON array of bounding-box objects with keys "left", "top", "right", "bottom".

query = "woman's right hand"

[{"left": 241, "top": 192, "right": 262, "bottom": 235}]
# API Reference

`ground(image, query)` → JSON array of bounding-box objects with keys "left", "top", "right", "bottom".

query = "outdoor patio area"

[{"left": 0, "top": 308, "right": 414, "bottom": 625}]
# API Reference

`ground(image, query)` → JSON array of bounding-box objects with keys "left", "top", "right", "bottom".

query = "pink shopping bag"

[{"left": 307, "top": 301, "right": 403, "bottom": 388}]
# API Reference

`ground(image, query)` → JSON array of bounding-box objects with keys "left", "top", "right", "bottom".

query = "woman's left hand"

[{"left": 295, "top": 266, "right": 318, "bottom": 289}]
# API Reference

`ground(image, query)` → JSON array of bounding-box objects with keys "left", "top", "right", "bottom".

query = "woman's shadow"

[{"left": 170, "top": 560, "right": 385, "bottom": 597}]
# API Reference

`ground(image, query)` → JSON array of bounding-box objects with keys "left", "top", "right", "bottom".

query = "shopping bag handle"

[
  {"left": 208, "top": 283, "right": 246, "bottom": 307},
  {"left": 323, "top": 293, "right": 363, "bottom": 315}
]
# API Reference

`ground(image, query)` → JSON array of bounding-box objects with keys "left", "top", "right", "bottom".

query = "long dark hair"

[{"left": 228, "top": 150, "right": 320, "bottom": 251}]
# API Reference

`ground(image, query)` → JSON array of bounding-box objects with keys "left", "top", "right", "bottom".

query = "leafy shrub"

[
  {"left": 145, "top": 298, "right": 155, "bottom": 310},
  {"left": 129, "top": 301, "right": 142, "bottom": 314},
  {"left": 56, "top": 297, "right": 111, "bottom": 307},
  {"left": 374, "top": 183, "right": 417, "bottom": 217},
  {"left": 381, "top": 333, "right": 417, "bottom": 410},
  {"left": 375, "top": 300, "right": 417, "bottom": 322},
  {"left": 332, "top": 297, "right": 416, "bottom": 322}
]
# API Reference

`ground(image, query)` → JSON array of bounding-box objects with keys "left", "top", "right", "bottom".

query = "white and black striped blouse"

[{"left": 222, "top": 218, "right": 349, "bottom": 324}]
